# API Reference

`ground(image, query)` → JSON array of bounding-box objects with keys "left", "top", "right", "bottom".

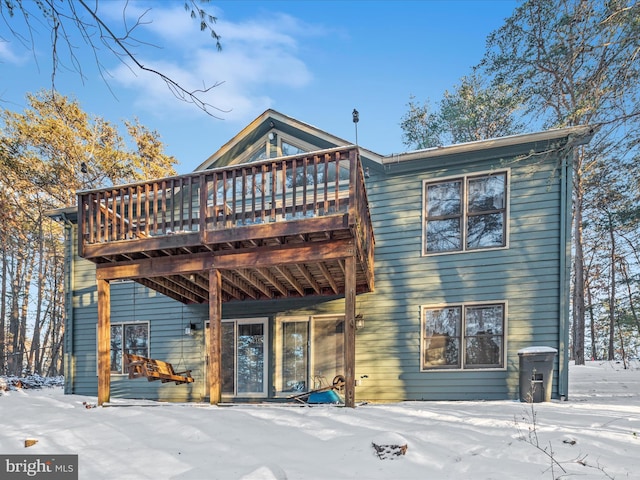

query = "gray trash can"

[{"left": 518, "top": 346, "right": 557, "bottom": 403}]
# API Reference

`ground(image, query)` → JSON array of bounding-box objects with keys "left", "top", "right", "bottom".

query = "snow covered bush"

[{"left": 0, "top": 374, "right": 64, "bottom": 393}]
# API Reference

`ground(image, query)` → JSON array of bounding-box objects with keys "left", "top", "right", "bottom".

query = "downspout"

[{"left": 558, "top": 150, "right": 573, "bottom": 400}]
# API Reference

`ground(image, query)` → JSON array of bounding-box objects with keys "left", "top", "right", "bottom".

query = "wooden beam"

[
  {"left": 168, "top": 274, "right": 209, "bottom": 299},
  {"left": 318, "top": 262, "right": 339, "bottom": 295},
  {"left": 209, "top": 269, "right": 222, "bottom": 404},
  {"left": 152, "top": 276, "right": 208, "bottom": 303},
  {"left": 136, "top": 275, "right": 207, "bottom": 304},
  {"left": 213, "top": 239, "right": 355, "bottom": 270},
  {"left": 95, "top": 239, "right": 355, "bottom": 281},
  {"left": 97, "top": 278, "right": 111, "bottom": 406},
  {"left": 182, "top": 272, "right": 209, "bottom": 291},
  {"left": 255, "top": 267, "right": 288, "bottom": 296},
  {"left": 84, "top": 231, "right": 201, "bottom": 259},
  {"left": 96, "top": 252, "right": 215, "bottom": 280},
  {"left": 136, "top": 278, "right": 189, "bottom": 304},
  {"left": 220, "top": 281, "right": 243, "bottom": 301},
  {"left": 235, "top": 268, "right": 274, "bottom": 299},
  {"left": 295, "top": 263, "right": 321, "bottom": 294},
  {"left": 344, "top": 256, "right": 356, "bottom": 408},
  {"left": 220, "top": 271, "right": 258, "bottom": 300},
  {"left": 274, "top": 265, "right": 305, "bottom": 296}
]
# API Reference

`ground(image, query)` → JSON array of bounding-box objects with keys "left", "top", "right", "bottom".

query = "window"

[
  {"left": 281, "top": 140, "right": 306, "bottom": 157},
  {"left": 424, "top": 171, "right": 507, "bottom": 253},
  {"left": 110, "top": 322, "right": 149, "bottom": 374},
  {"left": 247, "top": 143, "right": 268, "bottom": 163},
  {"left": 421, "top": 303, "right": 505, "bottom": 370}
]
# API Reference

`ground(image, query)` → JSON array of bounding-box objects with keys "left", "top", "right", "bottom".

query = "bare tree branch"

[{"left": 1, "top": 0, "right": 229, "bottom": 117}]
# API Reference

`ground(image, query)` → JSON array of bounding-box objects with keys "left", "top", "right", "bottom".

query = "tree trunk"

[
  {"left": 28, "top": 216, "right": 46, "bottom": 374},
  {"left": 0, "top": 239, "right": 7, "bottom": 374},
  {"left": 620, "top": 260, "right": 640, "bottom": 336},
  {"left": 586, "top": 279, "right": 597, "bottom": 360},
  {"left": 8, "top": 255, "right": 23, "bottom": 376},
  {"left": 572, "top": 152, "right": 585, "bottom": 366},
  {"left": 18, "top": 252, "right": 35, "bottom": 374},
  {"left": 607, "top": 213, "right": 616, "bottom": 361}
]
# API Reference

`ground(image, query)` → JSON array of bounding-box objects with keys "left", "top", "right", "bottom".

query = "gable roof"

[{"left": 194, "top": 109, "right": 383, "bottom": 171}]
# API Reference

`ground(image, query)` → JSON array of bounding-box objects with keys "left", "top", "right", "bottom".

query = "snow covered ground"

[{"left": 1, "top": 361, "right": 639, "bottom": 479}]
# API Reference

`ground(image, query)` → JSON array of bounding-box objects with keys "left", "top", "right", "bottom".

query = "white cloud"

[
  {"left": 0, "top": 38, "right": 32, "bottom": 65},
  {"left": 106, "top": 5, "right": 317, "bottom": 124}
]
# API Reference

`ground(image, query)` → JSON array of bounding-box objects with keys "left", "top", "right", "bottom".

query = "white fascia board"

[{"left": 381, "top": 125, "right": 597, "bottom": 165}]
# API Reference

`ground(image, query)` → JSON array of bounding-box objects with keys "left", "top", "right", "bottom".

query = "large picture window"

[
  {"left": 421, "top": 303, "right": 505, "bottom": 370},
  {"left": 424, "top": 171, "right": 507, "bottom": 253},
  {"left": 110, "top": 322, "right": 149, "bottom": 374}
]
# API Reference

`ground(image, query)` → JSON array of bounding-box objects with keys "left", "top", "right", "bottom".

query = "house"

[{"left": 52, "top": 110, "right": 594, "bottom": 406}]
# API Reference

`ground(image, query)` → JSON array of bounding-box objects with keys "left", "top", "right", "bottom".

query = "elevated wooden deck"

[
  {"left": 79, "top": 146, "right": 374, "bottom": 407},
  {"left": 78, "top": 146, "right": 374, "bottom": 303}
]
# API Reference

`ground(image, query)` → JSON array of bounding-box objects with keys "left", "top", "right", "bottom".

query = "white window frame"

[
  {"left": 274, "top": 316, "right": 310, "bottom": 396},
  {"left": 274, "top": 134, "right": 319, "bottom": 159},
  {"left": 420, "top": 301, "right": 507, "bottom": 372},
  {"left": 233, "top": 132, "right": 320, "bottom": 165},
  {"left": 220, "top": 317, "right": 269, "bottom": 398},
  {"left": 422, "top": 169, "right": 510, "bottom": 256},
  {"left": 274, "top": 314, "right": 345, "bottom": 397}
]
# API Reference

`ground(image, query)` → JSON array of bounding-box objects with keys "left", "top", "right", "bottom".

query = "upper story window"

[
  {"left": 244, "top": 137, "right": 309, "bottom": 164},
  {"left": 424, "top": 171, "right": 508, "bottom": 254},
  {"left": 281, "top": 141, "right": 306, "bottom": 156},
  {"left": 247, "top": 143, "right": 268, "bottom": 163}
]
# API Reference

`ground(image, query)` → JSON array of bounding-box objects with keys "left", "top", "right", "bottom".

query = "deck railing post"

[{"left": 199, "top": 172, "right": 208, "bottom": 239}]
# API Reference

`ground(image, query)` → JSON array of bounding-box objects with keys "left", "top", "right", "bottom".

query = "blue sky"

[{"left": 1, "top": 0, "right": 519, "bottom": 174}]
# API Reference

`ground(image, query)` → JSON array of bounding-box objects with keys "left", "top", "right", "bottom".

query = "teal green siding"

[
  {"left": 350, "top": 149, "right": 567, "bottom": 401},
  {"left": 68, "top": 232, "right": 209, "bottom": 401},
  {"left": 65, "top": 131, "right": 572, "bottom": 403}
]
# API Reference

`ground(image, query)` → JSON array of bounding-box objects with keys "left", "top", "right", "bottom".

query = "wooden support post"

[
  {"left": 97, "top": 278, "right": 111, "bottom": 406},
  {"left": 344, "top": 256, "right": 356, "bottom": 407},
  {"left": 209, "top": 269, "right": 222, "bottom": 404}
]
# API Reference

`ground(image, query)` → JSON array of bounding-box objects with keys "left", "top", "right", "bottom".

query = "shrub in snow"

[
  {"left": 0, "top": 374, "right": 64, "bottom": 393},
  {"left": 371, "top": 432, "right": 408, "bottom": 460}
]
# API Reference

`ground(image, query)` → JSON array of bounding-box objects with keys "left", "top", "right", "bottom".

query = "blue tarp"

[{"left": 307, "top": 390, "right": 342, "bottom": 404}]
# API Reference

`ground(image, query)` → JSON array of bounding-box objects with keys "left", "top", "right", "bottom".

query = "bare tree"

[{"left": 0, "top": 0, "right": 226, "bottom": 117}]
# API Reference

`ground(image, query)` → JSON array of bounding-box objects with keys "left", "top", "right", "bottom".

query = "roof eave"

[{"left": 381, "top": 125, "right": 597, "bottom": 165}]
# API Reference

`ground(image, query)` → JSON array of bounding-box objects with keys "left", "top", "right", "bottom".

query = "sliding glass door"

[
  {"left": 276, "top": 315, "right": 344, "bottom": 395},
  {"left": 206, "top": 318, "right": 268, "bottom": 398}
]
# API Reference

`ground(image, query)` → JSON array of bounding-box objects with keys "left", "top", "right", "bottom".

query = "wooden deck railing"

[{"left": 78, "top": 146, "right": 373, "bottom": 257}]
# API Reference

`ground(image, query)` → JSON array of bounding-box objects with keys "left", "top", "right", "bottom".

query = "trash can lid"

[{"left": 518, "top": 346, "right": 558, "bottom": 355}]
